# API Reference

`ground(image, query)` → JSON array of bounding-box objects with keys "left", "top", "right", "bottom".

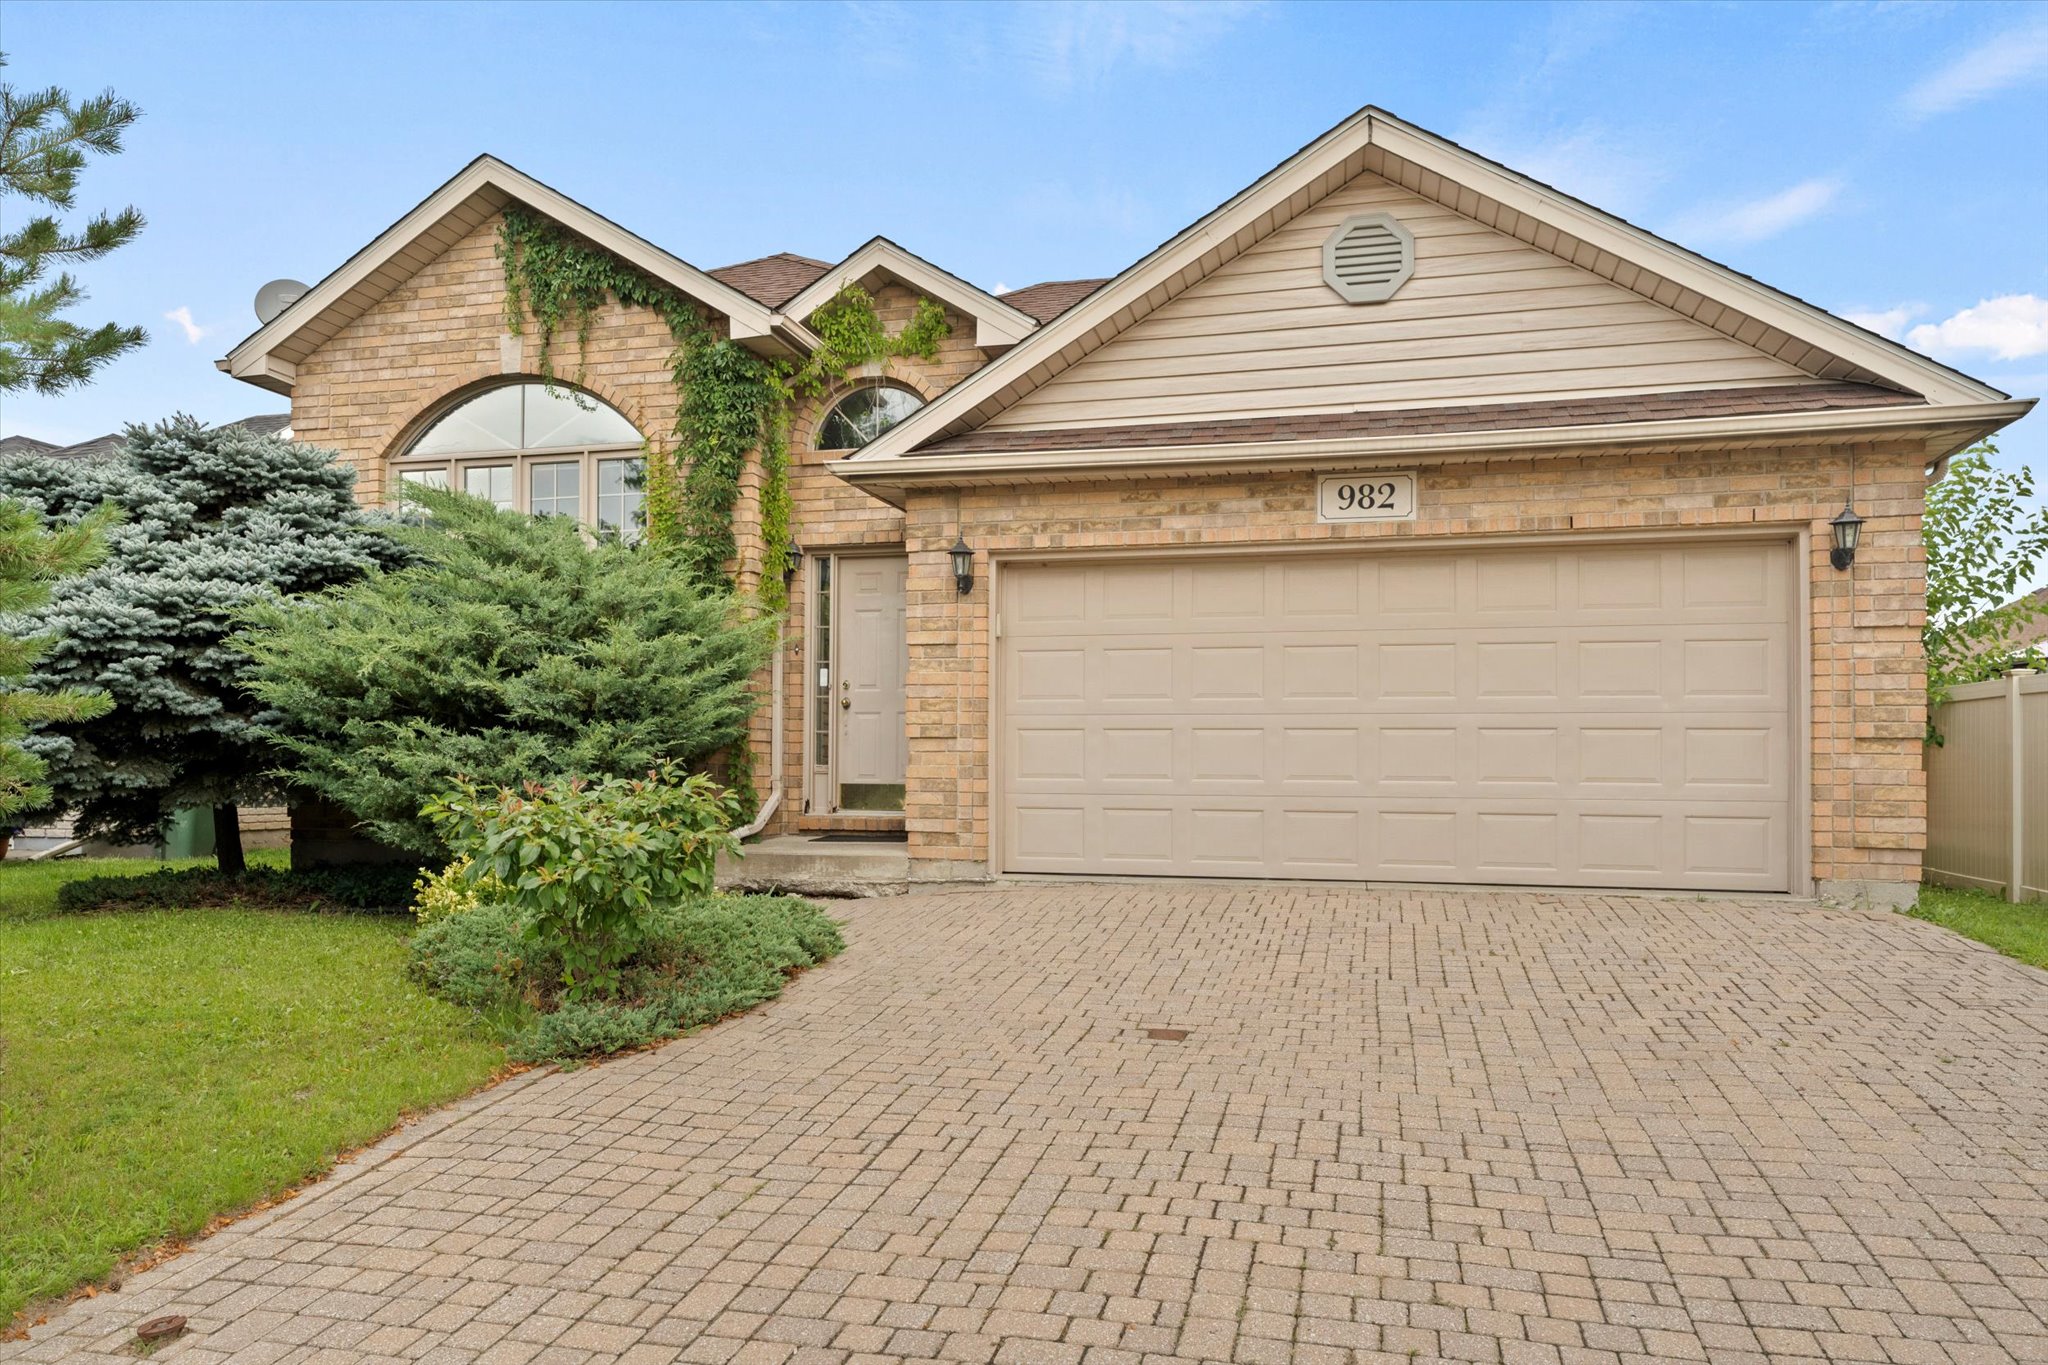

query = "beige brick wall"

[
  {"left": 764, "top": 285, "right": 993, "bottom": 827},
  {"left": 897, "top": 442, "right": 1929, "bottom": 890},
  {"left": 284, "top": 219, "right": 1929, "bottom": 892},
  {"left": 292, "top": 213, "right": 691, "bottom": 498}
]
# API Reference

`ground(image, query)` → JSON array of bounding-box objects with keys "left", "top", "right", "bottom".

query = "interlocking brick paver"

[{"left": 10, "top": 885, "right": 2048, "bottom": 1364}]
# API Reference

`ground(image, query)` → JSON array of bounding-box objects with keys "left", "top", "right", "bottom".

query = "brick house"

[{"left": 220, "top": 107, "right": 2031, "bottom": 907}]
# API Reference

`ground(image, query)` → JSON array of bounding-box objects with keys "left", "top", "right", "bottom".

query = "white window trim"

[
  {"left": 392, "top": 444, "right": 648, "bottom": 533},
  {"left": 814, "top": 382, "right": 928, "bottom": 452}
]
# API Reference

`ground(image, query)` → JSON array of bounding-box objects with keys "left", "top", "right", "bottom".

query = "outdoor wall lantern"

[
  {"left": 950, "top": 535, "right": 975, "bottom": 595},
  {"left": 785, "top": 540, "right": 803, "bottom": 584},
  {"left": 1829, "top": 501, "right": 1865, "bottom": 571}
]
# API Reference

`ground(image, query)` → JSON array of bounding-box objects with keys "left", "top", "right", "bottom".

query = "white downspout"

[{"left": 732, "top": 612, "right": 785, "bottom": 841}]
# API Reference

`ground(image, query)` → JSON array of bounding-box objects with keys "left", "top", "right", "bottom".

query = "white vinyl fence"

[{"left": 1925, "top": 669, "right": 2047, "bottom": 903}]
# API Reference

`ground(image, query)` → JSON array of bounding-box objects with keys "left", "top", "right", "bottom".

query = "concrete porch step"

[{"left": 718, "top": 834, "right": 909, "bottom": 898}]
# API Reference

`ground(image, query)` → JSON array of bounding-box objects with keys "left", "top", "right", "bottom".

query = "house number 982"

[
  {"left": 1334, "top": 480, "right": 1398, "bottom": 511},
  {"left": 1316, "top": 471, "right": 1417, "bottom": 523}
]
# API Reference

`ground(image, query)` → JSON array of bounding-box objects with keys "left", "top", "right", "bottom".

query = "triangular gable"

[
  {"left": 781, "top": 237, "right": 1038, "bottom": 352},
  {"left": 979, "top": 173, "right": 1818, "bottom": 431},
  {"left": 219, "top": 156, "right": 816, "bottom": 394},
  {"left": 850, "top": 107, "right": 2015, "bottom": 462}
]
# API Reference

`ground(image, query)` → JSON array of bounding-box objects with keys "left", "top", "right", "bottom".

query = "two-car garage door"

[{"left": 996, "top": 541, "right": 1795, "bottom": 891}]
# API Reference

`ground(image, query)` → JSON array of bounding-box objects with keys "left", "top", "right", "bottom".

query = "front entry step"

[{"left": 718, "top": 833, "right": 909, "bottom": 898}]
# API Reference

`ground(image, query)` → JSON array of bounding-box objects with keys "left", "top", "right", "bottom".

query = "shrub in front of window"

[
  {"left": 424, "top": 764, "right": 742, "bottom": 998},
  {"left": 237, "top": 483, "right": 775, "bottom": 856}
]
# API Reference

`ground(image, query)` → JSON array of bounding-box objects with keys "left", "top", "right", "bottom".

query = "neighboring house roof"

[
  {"left": 23, "top": 432, "right": 125, "bottom": 462},
  {"left": 845, "top": 105, "right": 2028, "bottom": 484},
  {"left": 218, "top": 155, "right": 823, "bottom": 394},
  {"left": 2001, "top": 587, "right": 2048, "bottom": 650},
  {"left": 708, "top": 252, "right": 832, "bottom": 308},
  {"left": 0, "top": 414, "right": 291, "bottom": 463},
  {"left": 780, "top": 237, "right": 1037, "bottom": 351},
  {"left": 224, "top": 412, "right": 294, "bottom": 439},
  {"left": 998, "top": 279, "right": 1110, "bottom": 323}
]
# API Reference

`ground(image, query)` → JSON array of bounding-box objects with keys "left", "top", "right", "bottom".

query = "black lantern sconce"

[
  {"left": 1828, "top": 501, "right": 1864, "bottom": 571},
  {"left": 784, "top": 541, "right": 803, "bottom": 584},
  {"left": 950, "top": 535, "right": 975, "bottom": 595}
]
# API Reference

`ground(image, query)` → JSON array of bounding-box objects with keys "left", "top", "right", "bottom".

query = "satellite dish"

[{"left": 253, "top": 278, "right": 309, "bottom": 325}]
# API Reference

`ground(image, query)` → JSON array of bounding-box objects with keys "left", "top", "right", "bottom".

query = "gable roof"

[
  {"left": 846, "top": 106, "right": 2027, "bottom": 474},
  {"left": 779, "top": 237, "right": 1038, "bottom": 351},
  {"left": 999, "top": 278, "right": 1110, "bottom": 323},
  {"left": 218, "top": 156, "right": 820, "bottom": 395},
  {"left": 709, "top": 252, "right": 833, "bottom": 308},
  {"left": 0, "top": 435, "right": 58, "bottom": 459}
]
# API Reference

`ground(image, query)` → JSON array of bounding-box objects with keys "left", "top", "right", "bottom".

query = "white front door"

[{"left": 833, "top": 555, "right": 908, "bottom": 812}]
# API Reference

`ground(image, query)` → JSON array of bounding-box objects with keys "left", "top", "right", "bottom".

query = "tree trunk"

[{"left": 213, "top": 803, "right": 246, "bottom": 875}]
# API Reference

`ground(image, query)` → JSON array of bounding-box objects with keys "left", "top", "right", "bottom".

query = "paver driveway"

[{"left": 12, "top": 885, "right": 2048, "bottom": 1365}]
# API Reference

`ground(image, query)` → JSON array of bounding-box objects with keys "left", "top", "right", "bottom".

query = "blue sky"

[{"left": 6, "top": 0, "right": 2046, "bottom": 500}]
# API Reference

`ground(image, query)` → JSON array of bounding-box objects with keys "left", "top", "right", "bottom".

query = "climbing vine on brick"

[
  {"left": 794, "top": 284, "right": 948, "bottom": 393},
  {"left": 496, "top": 210, "right": 948, "bottom": 614}
]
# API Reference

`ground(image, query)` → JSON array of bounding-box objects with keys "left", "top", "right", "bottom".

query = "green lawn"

[
  {"left": 0, "top": 857, "right": 504, "bottom": 1327},
  {"left": 1910, "top": 884, "right": 2048, "bottom": 970}
]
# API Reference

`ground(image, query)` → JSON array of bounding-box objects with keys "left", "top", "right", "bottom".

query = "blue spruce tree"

[{"left": 0, "top": 416, "right": 400, "bottom": 870}]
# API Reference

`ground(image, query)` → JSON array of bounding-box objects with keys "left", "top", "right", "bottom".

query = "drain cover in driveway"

[{"left": 1143, "top": 1028, "right": 1189, "bottom": 1041}]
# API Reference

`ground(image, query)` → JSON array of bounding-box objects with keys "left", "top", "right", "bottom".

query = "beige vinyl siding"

[{"left": 986, "top": 174, "right": 1813, "bottom": 431}]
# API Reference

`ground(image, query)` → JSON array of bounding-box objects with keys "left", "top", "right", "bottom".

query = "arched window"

[
  {"left": 816, "top": 385, "right": 924, "bottom": 450},
  {"left": 391, "top": 382, "right": 646, "bottom": 535}
]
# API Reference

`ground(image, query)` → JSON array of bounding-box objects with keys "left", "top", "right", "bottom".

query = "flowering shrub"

[
  {"left": 410, "top": 856, "right": 505, "bottom": 925},
  {"left": 423, "top": 764, "right": 740, "bottom": 997}
]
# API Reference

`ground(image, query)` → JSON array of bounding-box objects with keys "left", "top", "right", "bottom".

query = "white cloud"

[
  {"left": 1841, "top": 303, "right": 1925, "bottom": 340},
  {"left": 1902, "top": 18, "right": 2048, "bottom": 119},
  {"left": 1495, "top": 126, "right": 1672, "bottom": 219},
  {"left": 1007, "top": 1, "right": 1264, "bottom": 92},
  {"left": 1670, "top": 177, "right": 1844, "bottom": 246},
  {"left": 1455, "top": 7, "right": 1670, "bottom": 218},
  {"left": 1906, "top": 294, "right": 2048, "bottom": 361},
  {"left": 163, "top": 306, "right": 209, "bottom": 344}
]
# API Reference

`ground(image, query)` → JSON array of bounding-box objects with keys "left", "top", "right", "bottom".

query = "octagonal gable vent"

[{"left": 1321, "top": 213, "right": 1415, "bottom": 304}]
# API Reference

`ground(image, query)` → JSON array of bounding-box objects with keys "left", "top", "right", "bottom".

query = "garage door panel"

[
  {"left": 1007, "top": 713, "right": 1790, "bottom": 803},
  {"left": 1001, "top": 793, "right": 1790, "bottom": 888},
  {"left": 1189, "top": 561, "right": 1267, "bottom": 617},
  {"left": 1009, "top": 627, "right": 1791, "bottom": 713},
  {"left": 1102, "top": 564, "right": 1175, "bottom": 620},
  {"left": 998, "top": 542, "right": 1795, "bottom": 890}
]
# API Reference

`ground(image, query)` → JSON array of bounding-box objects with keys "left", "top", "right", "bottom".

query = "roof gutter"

[{"left": 835, "top": 399, "right": 2035, "bottom": 506}]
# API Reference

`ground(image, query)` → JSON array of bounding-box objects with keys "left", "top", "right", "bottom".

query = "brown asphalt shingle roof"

[
  {"left": 707, "top": 252, "right": 832, "bottom": 308},
  {"left": 708, "top": 255, "right": 1105, "bottom": 323},
  {"left": 999, "top": 278, "right": 1110, "bottom": 323},
  {"left": 914, "top": 382, "right": 1921, "bottom": 456},
  {"left": 2003, "top": 586, "right": 2048, "bottom": 649}
]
